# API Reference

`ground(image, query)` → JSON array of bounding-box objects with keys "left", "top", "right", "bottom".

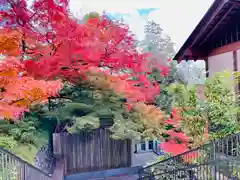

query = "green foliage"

[
  {"left": 1, "top": 82, "right": 131, "bottom": 142},
  {"left": 46, "top": 83, "right": 165, "bottom": 140},
  {"left": 141, "top": 21, "right": 186, "bottom": 113},
  {"left": 109, "top": 112, "right": 143, "bottom": 140},
  {"left": 11, "top": 144, "right": 38, "bottom": 163},
  {"left": 57, "top": 102, "right": 95, "bottom": 121},
  {"left": 233, "top": 165, "right": 240, "bottom": 178},
  {"left": 155, "top": 153, "right": 171, "bottom": 163},
  {"left": 0, "top": 111, "right": 51, "bottom": 164},
  {"left": 0, "top": 118, "right": 36, "bottom": 144},
  {"left": 148, "top": 62, "right": 186, "bottom": 113},
  {"left": 0, "top": 135, "right": 17, "bottom": 151},
  {"left": 83, "top": 11, "right": 100, "bottom": 22},
  {"left": 204, "top": 71, "right": 240, "bottom": 139},
  {"left": 0, "top": 165, "right": 17, "bottom": 180},
  {"left": 168, "top": 83, "right": 197, "bottom": 108},
  {"left": 48, "top": 84, "right": 121, "bottom": 132},
  {"left": 67, "top": 116, "right": 100, "bottom": 133},
  {"left": 141, "top": 20, "right": 175, "bottom": 59},
  {"left": 168, "top": 71, "right": 240, "bottom": 143}
]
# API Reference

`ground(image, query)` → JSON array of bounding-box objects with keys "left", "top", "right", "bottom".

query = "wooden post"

[
  {"left": 205, "top": 57, "right": 209, "bottom": 78},
  {"left": 233, "top": 50, "right": 239, "bottom": 94},
  {"left": 52, "top": 156, "right": 65, "bottom": 180},
  {"left": 233, "top": 50, "right": 239, "bottom": 122}
]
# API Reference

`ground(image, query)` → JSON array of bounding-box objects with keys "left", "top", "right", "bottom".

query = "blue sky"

[
  {"left": 136, "top": 8, "right": 159, "bottom": 16},
  {"left": 106, "top": 9, "right": 158, "bottom": 20},
  {"left": 69, "top": 0, "right": 214, "bottom": 51}
]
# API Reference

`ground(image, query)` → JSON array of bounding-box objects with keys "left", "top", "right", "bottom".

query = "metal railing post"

[
  {"left": 23, "top": 163, "right": 26, "bottom": 180},
  {"left": 137, "top": 133, "right": 240, "bottom": 180},
  {"left": 212, "top": 142, "right": 217, "bottom": 180},
  {"left": 150, "top": 172, "right": 155, "bottom": 180},
  {"left": 0, "top": 147, "right": 52, "bottom": 180},
  {"left": 1, "top": 153, "right": 4, "bottom": 179}
]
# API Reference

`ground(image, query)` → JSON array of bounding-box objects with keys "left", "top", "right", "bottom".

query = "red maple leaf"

[
  {"left": 160, "top": 140, "right": 189, "bottom": 156},
  {"left": 167, "top": 130, "right": 189, "bottom": 143}
]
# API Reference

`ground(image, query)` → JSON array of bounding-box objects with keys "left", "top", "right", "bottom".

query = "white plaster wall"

[{"left": 208, "top": 51, "right": 234, "bottom": 77}]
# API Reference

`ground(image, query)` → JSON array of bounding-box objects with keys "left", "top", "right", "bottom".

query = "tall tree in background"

[
  {"left": 82, "top": 11, "right": 100, "bottom": 22},
  {"left": 141, "top": 21, "right": 205, "bottom": 86},
  {"left": 177, "top": 60, "right": 206, "bottom": 85},
  {"left": 141, "top": 21, "right": 175, "bottom": 61},
  {"left": 141, "top": 20, "right": 186, "bottom": 112}
]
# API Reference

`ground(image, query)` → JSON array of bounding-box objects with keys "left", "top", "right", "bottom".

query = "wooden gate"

[{"left": 53, "top": 128, "right": 132, "bottom": 175}]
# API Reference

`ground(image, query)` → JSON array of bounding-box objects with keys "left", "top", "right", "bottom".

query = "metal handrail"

[
  {"left": 0, "top": 146, "right": 52, "bottom": 180},
  {"left": 138, "top": 161, "right": 215, "bottom": 180},
  {"left": 138, "top": 133, "right": 240, "bottom": 180},
  {"left": 140, "top": 142, "right": 210, "bottom": 171},
  {"left": 0, "top": 147, "right": 51, "bottom": 177}
]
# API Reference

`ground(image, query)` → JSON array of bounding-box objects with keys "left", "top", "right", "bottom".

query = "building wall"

[
  {"left": 207, "top": 42, "right": 240, "bottom": 94},
  {"left": 208, "top": 41, "right": 240, "bottom": 77},
  {"left": 208, "top": 51, "right": 234, "bottom": 78}
]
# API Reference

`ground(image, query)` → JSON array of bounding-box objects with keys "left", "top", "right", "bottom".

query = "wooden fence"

[{"left": 53, "top": 128, "right": 132, "bottom": 175}]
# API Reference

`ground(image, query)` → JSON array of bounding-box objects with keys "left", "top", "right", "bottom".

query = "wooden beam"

[
  {"left": 174, "top": 0, "right": 232, "bottom": 61},
  {"left": 208, "top": 41, "right": 240, "bottom": 56},
  {"left": 189, "top": 0, "right": 229, "bottom": 48},
  {"left": 180, "top": 48, "right": 207, "bottom": 61},
  {"left": 232, "top": 1, "right": 240, "bottom": 6},
  {"left": 52, "top": 157, "right": 65, "bottom": 180},
  {"left": 200, "top": 5, "right": 234, "bottom": 46}
]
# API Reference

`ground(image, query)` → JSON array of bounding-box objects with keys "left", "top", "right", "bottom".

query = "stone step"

[{"left": 65, "top": 166, "right": 141, "bottom": 180}]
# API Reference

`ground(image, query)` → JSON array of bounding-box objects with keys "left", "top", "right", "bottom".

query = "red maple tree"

[
  {"left": 0, "top": 0, "right": 202, "bottom": 156},
  {"left": 160, "top": 108, "right": 203, "bottom": 163},
  {"left": 0, "top": 57, "right": 62, "bottom": 119},
  {"left": 1, "top": 0, "right": 163, "bottom": 105},
  {"left": 160, "top": 108, "right": 190, "bottom": 155}
]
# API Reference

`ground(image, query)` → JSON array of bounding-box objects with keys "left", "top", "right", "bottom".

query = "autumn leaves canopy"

[
  {"left": 0, "top": 0, "right": 162, "bottom": 119},
  {"left": 0, "top": 0, "right": 206, "bottom": 156}
]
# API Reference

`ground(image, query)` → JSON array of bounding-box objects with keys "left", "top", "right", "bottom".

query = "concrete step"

[
  {"left": 65, "top": 166, "right": 141, "bottom": 180},
  {"left": 89, "top": 174, "right": 139, "bottom": 180}
]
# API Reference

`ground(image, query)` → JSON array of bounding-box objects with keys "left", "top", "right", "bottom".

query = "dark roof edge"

[{"left": 173, "top": 0, "right": 230, "bottom": 61}]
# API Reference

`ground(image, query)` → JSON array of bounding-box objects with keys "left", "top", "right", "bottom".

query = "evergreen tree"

[
  {"left": 141, "top": 20, "right": 175, "bottom": 62},
  {"left": 149, "top": 62, "right": 186, "bottom": 113},
  {"left": 46, "top": 82, "right": 165, "bottom": 140},
  {"left": 83, "top": 11, "right": 100, "bottom": 22},
  {"left": 141, "top": 20, "right": 186, "bottom": 112}
]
